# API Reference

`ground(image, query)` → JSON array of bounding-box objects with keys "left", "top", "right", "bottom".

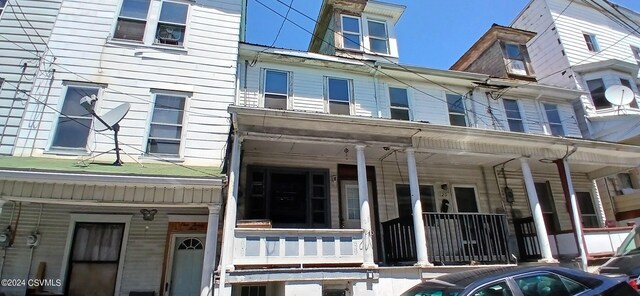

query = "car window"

[
  {"left": 516, "top": 273, "right": 572, "bottom": 296},
  {"left": 400, "top": 287, "right": 461, "bottom": 296},
  {"left": 559, "top": 275, "right": 588, "bottom": 294},
  {"left": 472, "top": 281, "right": 513, "bottom": 296}
]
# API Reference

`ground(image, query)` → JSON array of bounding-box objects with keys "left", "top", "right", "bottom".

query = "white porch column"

[
  {"left": 520, "top": 157, "right": 556, "bottom": 262},
  {"left": 562, "top": 159, "right": 588, "bottom": 271},
  {"left": 201, "top": 204, "right": 221, "bottom": 296},
  {"left": 405, "top": 148, "right": 432, "bottom": 266},
  {"left": 355, "top": 144, "right": 375, "bottom": 267},
  {"left": 215, "top": 135, "right": 242, "bottom": 296}
]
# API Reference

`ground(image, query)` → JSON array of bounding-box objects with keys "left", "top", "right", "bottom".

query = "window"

[
  {"left": 515, "top": 273, "right": 587, "bottom": 296},
  {"left": 504, "top": 43, "right": 528, "bottom": 75},
  {"left": 0, "top": 0, "right": 6, "bottom": 16},
  {"left": 155, "top": 1, "right": 188, "bottom": 46},
  {"left": 264, "top": 69, "right": 289, "bottom": 109},
  {"left": 631, "top": 45, "right": 640, "bottom": 64},
  {"left": 389, "top": 87, "right": 410, "bottom": 120},
  {"left": 620, "top": 79, "right": 639, "bottom": 108},
  {"left": 587, "top": 79, "right": 610, "bottom": 109},
  {"left": 446, "top": 94, "right": 467, "bottom": 127},
  {"left": 341, "top": 15, "right": 361, "bottom": 50},
  {"left": 396, "top": 185, "right": 436, "bottom": 215},
  {"left": 542, "top": 103, "right": 564, "bottom": 136},
  {"left": 146, "top": 93, "right": 186, "bottom": 156},
  {"left": 240, "top": 286, "right": 266, "bottom": 296},
  {"left": 503, "top": 99, "right": 524, "bottom": 132},
  {"left": 535, "top": 182, "right": 560, "bottom": 235},
  {"left": 577, "top": 192, "right": 599, "bottom": 228},
  {"left": 472, "top": 281, "right": 513, "bottom": 296},
  {"left": 583, "top": 33, "right": 600, "bottom": 52},
  {"left": 326, "top": 78, "right": 351, "bottom": 115},
  {"left": 52, "top": 85, "right": 101, "bottom": 149},
  {"left": 367, "top": 20, "right": 388, "bottom": 54},
  {"left": 114, "top": 0, "right": 151, "bottom": 41}
]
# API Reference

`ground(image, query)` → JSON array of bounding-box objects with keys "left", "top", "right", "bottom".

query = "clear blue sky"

[{"left": 246, "top": 0, "right": 640, "bottom": 70}]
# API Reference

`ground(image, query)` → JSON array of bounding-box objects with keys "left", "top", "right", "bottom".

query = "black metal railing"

[
  {"left": 513, "top": 216, "right": 542, "bottom": 261},
  {"left": 382, "top": 213, "right": 511, "bottom": 265}
]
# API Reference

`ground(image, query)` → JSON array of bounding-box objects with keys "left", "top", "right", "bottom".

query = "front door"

[
  {"left": 340, "top": 180, "right": 373, "bottom": 229},
  {"left": 165, "top": 235, "right": 205, "bottom": 296}
]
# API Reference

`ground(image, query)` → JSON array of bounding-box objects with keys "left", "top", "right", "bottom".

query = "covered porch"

[{"left": 220, "top": 106, "right": 640, "bottom": 272}]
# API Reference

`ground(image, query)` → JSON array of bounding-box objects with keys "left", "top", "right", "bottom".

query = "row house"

[
  {"left": 510, "top": 0, "right": 640, "bottom": 224},
  {"left": 216, "top": 0, "right": 640, "bottom": 295},
  {"left": 0, "top": 0, "right": 243, "bottom": 295}
]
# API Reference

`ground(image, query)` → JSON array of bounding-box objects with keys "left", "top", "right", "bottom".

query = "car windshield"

[
  {"left": 400, "top": 285, "right": 462, "bottom": 296},
  {"left": 616, "top": 226, "right": 640, "bottom": 256}
]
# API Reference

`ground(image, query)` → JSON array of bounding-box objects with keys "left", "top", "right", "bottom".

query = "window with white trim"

[
  {"left": 583, "top": 33, "right": 600, "bottom": 52},
  {"left": 631, "top": 45, "right": 640, "bottom": 64},
  {"left": 577, "top": 192, "right": 599, "bottom": 228},
  {"left": 587, "top": 78, "right": 609, "bottom": 110},
  {"left": 52, "top": 85, "right": 101, "bottom": 149},
  {"left": 146, "top": 93, "right": 186, "bottom": 156},
  {"left": 503, "top": 42, "right": 528, "bottom": 75},
  {"left": 114, "top": 0, "right": 151, "bottom": 41},
  {"left": 503, "top": 99, "right": 524, "bottom": 132},
  {"left": 341, "top": 15, "right": 361, "bottom": 50},
  {"left": 388, "top": 87, "right": 409, "bottom": 120},
  {"left": 263, "top": 69, "right": 289, "bottom": 110},
  {"left": 0, "top": 0, "right": 7, "bottom": 16},
  {"left": 620, "top": 78, "right": 639, "bottom": 108},
  {"left": 446, "top": 93, "right": 467, "bottom": 127},
  {"left": 542, "top": 103, "right": 564, "bottom": 136},
  {"left": 155, "top": 1, "right": 188, "bottom": 46},
  {"left": 326, "top": 77, "right": 351, "bottom": 115},
  {"left": 367, "top": 19, "right": 388, "bottom": 54}
]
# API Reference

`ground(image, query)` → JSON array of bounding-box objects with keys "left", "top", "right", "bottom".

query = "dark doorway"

[{"left": 270, "top": 172, "right": 307, "bottom": 225}]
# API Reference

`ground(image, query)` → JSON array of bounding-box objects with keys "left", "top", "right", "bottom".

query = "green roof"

[{"left": 0, "top": 157, "right": 222, "bottom": 178}]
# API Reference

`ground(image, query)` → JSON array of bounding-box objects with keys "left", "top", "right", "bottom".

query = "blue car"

[{"left": 400, "top": 266, "right": 636, "bottom": 296}]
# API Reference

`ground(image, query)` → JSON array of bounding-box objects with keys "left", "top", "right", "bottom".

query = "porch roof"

[{"left": 230, "top": 106, "right": 640, "bottom": 177}]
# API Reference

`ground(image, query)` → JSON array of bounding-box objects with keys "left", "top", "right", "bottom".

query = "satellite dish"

[
  {"left": 94, "top": 103, "right": 130, "bottom": 132},
  {"left": 605, "top": 85, "right": 635, "bottom": 106}
]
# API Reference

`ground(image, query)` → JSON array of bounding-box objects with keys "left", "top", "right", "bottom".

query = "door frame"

[
  {"left": 340, "top": 180, "right": 374, "bottom": 229},
  {"left": 451, "top": 184, "right": 481, "bottom": 213},
  {"left": 163, "top": 233, "right": 207, "bottom": 296}
]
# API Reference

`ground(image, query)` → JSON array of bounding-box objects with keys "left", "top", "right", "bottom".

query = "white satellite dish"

[
  {"left": 605, "top": 85, "right": 635, "bottom": 106},
  {"left": 94, "top": 103, "right": 130, "bottom": 132}
]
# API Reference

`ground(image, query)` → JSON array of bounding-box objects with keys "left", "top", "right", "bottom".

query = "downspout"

[
  {"left": 239, "top": 0, "right": 247, "bottom": 42},
  {"left": 373, "top": 63, "right": 382, "bottom": 118},
  {"left": 243, "top": 60, "right": 249, "bottom": 106},
  {"left": 24, "top": 204, "right": 43, "bottom": 295}
]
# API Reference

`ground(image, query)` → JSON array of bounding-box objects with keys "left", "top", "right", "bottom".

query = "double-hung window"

[
  {"left": 583, "top": 33, "right": 600, "bottom": 52},
  {"left": 52, "top": 85, "right": 101, "bottom": 149},
  {"left": 389, "top": 87, "right": 409, "bottom": 120},
  {"left": 586, "top": 79, "right": 610, "bottom": 109},
  {"left": 577, "top": 192, "right": 599, "bottom": 228},
  {"left": 147, "top": 93, "right": 186, "bottom": 156},
  {"left": 155, "top": 1, "right": 188, "bottom": 46},
  {"left": 367, "top": 20, "right": 388, "bottom": 54},
  {"left": 264, "top": 69, "right": 289, "bottom": 110},
  {"left": 341, "top": 15, "right": 361, "bottom": 50},
  {"left": 0, "top": 0, "right": 7, "bottom": 16},
  {"left": 503, "top": 43, "right": 528, "bottom": 75},
  {"left": 446, "top": 93, "right": 467, "bottom": 127},
  {"left": 620, "top": 78, "right": 639, "bottom": 108},
  {"left": 326, "top": 78, "right": 351, "bottom": 115},
  {"left": 632, "top": 46, "right": 640, "bottom": 64},
  {"left": 114, "top": 0, "right": 151, "bottom": 41},
  {"left": 503, "top": 99, "right": 524, "bottom": 132},
  {"left": 542, "top": 103, "right": 564, "bottom": 136}
]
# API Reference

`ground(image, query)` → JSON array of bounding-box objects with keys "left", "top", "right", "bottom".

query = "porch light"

[{"left": 140, "top": 209, "right": 158, "bottom": 221}]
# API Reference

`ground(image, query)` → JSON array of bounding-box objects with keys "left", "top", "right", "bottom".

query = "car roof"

[{"left": 421, "top": 266, "right": 584, "bottom": 289}]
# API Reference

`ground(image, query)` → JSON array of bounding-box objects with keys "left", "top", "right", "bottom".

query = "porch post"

[
  {"left": 201, "top": 204, "right": 221, "bottom": 296},
  {"left": 355, "top": 144, "right": 376, "bottom": 267},
  {"left": 216, "top": 134, "right": 242, "bottom": 296},
  {"left": 405, "top": 148, "right": 432, "bottom": 266},
  {"left": 558, "top": 159, "right": 588, "bottom": 271},
  {"left": 520, "top": 157, "right": 556, "bottom": 263}
]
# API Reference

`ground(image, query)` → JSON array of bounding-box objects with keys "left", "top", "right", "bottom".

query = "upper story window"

[
  {"left": 586, "top": 78, "right": 610, "bottom": 110},
  {"left": 146, "top": 92, "right": 187, "bottom": 157},
  {"left": 389, "top": 87, "right": 409, "bottom": 120},
  {"left": 446, "top": 94, "right": 467, "bottom": 127},
  {"left": 542, "top": 103, "right": 564, "bottom": 136},
  {"left": 113, "top": 0, "right": 189, "bottom": 47},
  {"left": 326, "top": 77, "right": 351, "bottom": 115},
  {"left": 341, "top": 15, "right": 361, "bottom": 50},
  {"left": 503, "top": 43, "right": 528, "bottom": 75},
  {"left": 576, "top": 192, "right": 599, "bottom": 228},
  {"left": 631, "top": 46, "right": 640, "bottom": 64},
  {"left": 583, "top": 33, "right": 600, "bottom": 52},
  {"left": 52, "top": 85, "right": 102, "bottom": 149},
  {"left": 503, "top": 99, "right": 524, "bottom": 132},
  {"left": 367, "top": 20, "right": 389, "bottom": 54},
  {"left": 114, "top": 0, "right": 151, "bottom": 41},
  {"left": 0, "top": 0, "right": 7, "bottom": 16},
  {"left": 620, "top": 78, "right": 639, "bottom": 108},
  {"left": 263, "top": 69, "right": 289, "bottom": 110}
]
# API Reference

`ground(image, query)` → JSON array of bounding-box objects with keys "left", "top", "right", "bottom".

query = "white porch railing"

[
  {"left": 583, "top": 227, "right": 632, "bottom": 257},
  {"left": 233, "top": 228, "right": 364, "bottom": 266}
]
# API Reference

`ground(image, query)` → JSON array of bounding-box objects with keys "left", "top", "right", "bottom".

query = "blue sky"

[{"left": 246, "top": 0, "right": 640, "bottom": 70}]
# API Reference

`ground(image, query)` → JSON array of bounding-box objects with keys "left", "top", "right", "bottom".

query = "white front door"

[
  {"left": 340, "top": 180, "right": 373, "bottom": 229},
  {"left": 165, "top": 235, "right": 205, "bottom": 296}
]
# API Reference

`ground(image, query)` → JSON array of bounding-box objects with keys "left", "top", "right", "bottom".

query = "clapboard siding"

[
  {"left": 0, "top": 203, "right": 207, "bottom": 296},
  {"left": 12, "top": 0, "right": 242, "bottom": 167},
  {"left": 0, "top": 0, "right": 62, "bottom": 155}
]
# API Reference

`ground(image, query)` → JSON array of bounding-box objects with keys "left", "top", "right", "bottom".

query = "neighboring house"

[
  {"left": 509, "top": 0, "right": 640, "bottom": 224},
  {"left": 215, "top": 0, "right": 640, "bottom": 295},
  {"left": 0, "top": 0, "right": 243, "bottom": 295}
]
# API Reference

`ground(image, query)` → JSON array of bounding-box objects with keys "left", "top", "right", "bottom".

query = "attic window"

[
  {"left": 583, "top": 33, "right": 600, "bottom": 52},
  {"left": 341, "top": 15, "right": 361, "bottom": 50},
  {"left": 503, "top": 43, "right": 528, "bottom": 75},
  {"left": 367, "top": 20, "right": 388, "bottom": 54}
]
